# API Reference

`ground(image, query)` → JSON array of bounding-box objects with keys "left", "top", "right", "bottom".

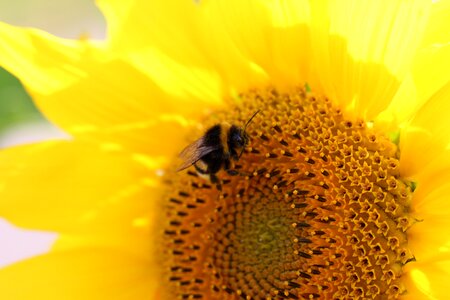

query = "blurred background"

[{"left": 0, "top": 0, "right": 106, "bottom": 266}]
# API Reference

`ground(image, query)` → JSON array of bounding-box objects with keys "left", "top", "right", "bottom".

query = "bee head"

[
  {"left": 234, "top": 110, "right": 260, "bottom": 159},
  {"left": 229, "top": 127, "right": 248, "bottom": 149}
]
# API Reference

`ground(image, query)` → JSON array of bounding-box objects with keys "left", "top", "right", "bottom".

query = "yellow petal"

[
  {"left": 410, "top": 0, "right": 450, "bottom": 117},
  {"left": 411, "top": 167, "right": 450, "bottom": 212},
  {"left": 97, "top": 0, "right": 312, "bottom": 96},
  {"left": 97, "top": 0, "right": 200, "bottom": 59},
  {"left": 0, "top": 22, "right": 105, "bottom": 96},
  {"left": 0, "top": 21, "right": 208, "bottom": 152},
  {"left": 374, "top": 73, "right": 419, "bottom": 132},
  {"left": 52, "top": 182, "right": 160, "bottom": 259},
  {"left": 408, "top": 215, "right": 450, "bottom": 263},
  {"left": 404, "top": 259, "right": 450, "bottom": 300},
  {"left": 52, "top": 231, "right": 151, "bottom": 262},
  {"left": 97, "top": 0, "right": 227, "bottom": 106},
  {"left": 0, "top": 248, "right": 159, "bottom": 300},
  {"left": 199, "top": 0, "right": 312, "bottom": 88},
  {"left": 309, "top": 0, "right": 431, "bottom": 121},
  {"left": 383, "top": 1, "right": 450, "bottom": 129},
  {"left": 98, "top": 0, "right": 269, "bottom": 98},
  {"left": 48, "top": 59, "right": 201, "bottom": 154},
  {"left": 411, "top": 43, "right": 450, "bottom": 115},
  {"left": 407, "top": 167, "right": 450, "bottom": 260},
  {"left": 261, "top": 0, "right": 312, "bottom": 86},
  {"left": 418, "top": 0, "right": 450, "bottom": 49},
  {"left": 197, "top": 0, "right": 269, "bottom": 92},
  {"left": 0, "top": 140, "right": 161, "bottom": 232},
  {"left": 400, "top": 82, "right": 450, "bottom": 178}
]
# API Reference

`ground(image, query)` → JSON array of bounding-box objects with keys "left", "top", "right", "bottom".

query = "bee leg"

[
  {"left": 231, "top": 152, "right": 239, "bottom": 161},
  {"left": 223, "top": 159, "right": 239, "bottom": 176},
  {"left": 194, "top": 164, "right": 220, "bottom": 189},
  {"left": 224, "top": 158, "right": 235, "bottom": 171},
  {"left": 194, "top": 164, "right": 208, "bottom": 175},
  {"left": 227, "top": 169, "right": 239, "bottom": 176},
  {"left": 210, "top": 174, "right": 222, "bottom": 191}
]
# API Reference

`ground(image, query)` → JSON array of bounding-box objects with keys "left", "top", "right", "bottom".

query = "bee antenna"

[
  {"left": 238, "top": 146, "right": 245, "bottom": 159},
  {"left": 238, "top": 110, "right": 260, "bottom": 159},
  {"left": 243, "top": 110, "right": 260, "bottom": 132}
]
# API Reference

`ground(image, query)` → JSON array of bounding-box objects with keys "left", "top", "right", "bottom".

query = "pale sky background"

[
  {"left": 0, "top": 0, "right": 106, "bottom": 39},
  {"left": 0, "top": 0, "right": 106, "bottom": 267}
]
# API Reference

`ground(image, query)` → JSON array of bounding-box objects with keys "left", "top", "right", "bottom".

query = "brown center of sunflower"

[{"left": 161, "top": 87, "right": 416, "bottom": 299}]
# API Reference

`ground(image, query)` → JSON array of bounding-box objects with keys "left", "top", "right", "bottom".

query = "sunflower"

[{"left": 0, "top": 0, "right": 449, "bottom": 299}]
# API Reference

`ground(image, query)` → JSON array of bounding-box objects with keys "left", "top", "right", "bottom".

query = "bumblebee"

[{"left": 177, "top": 111, "right": 259, "bottom": 184}]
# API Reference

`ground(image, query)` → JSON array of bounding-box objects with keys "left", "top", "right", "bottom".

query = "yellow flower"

[{"left": 0, "top": 0, "right": 449, "bottom": 299}]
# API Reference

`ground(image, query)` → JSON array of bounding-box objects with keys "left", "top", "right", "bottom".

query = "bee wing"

[{"left": 177, "top": 137, "right": 219, "bottom": 172}]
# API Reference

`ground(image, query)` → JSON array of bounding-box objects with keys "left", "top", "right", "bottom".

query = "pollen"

[{"left": 161, "top": 87, "right": 415, "bottom": 299}]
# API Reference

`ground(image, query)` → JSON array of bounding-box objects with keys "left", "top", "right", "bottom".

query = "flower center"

[{"left": 161, "top": 87, "right": 416, "bottom": 299}]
